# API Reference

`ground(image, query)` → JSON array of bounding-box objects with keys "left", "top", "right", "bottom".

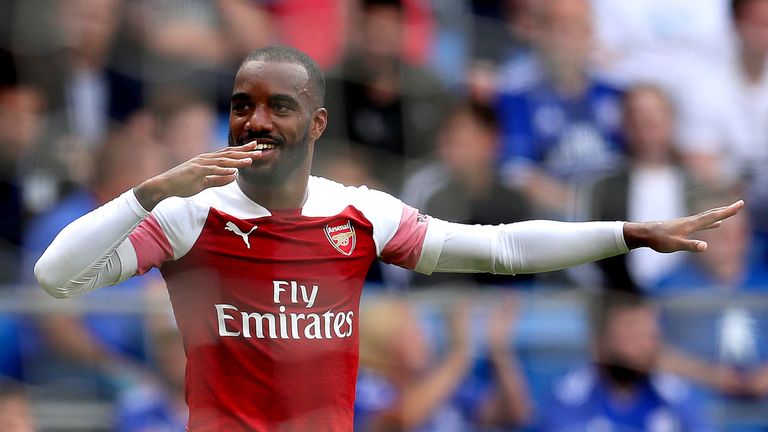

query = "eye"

[
  {"left": 231, "top": 102, "right": 249, "bottom": 114},
  {"left": 272, "top": 103, "right": 291, "bottom": 114}
]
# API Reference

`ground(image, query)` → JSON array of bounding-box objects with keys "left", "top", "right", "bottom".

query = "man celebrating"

[{"left": 34, "top": 46, "right": 743, "bottom": 431}]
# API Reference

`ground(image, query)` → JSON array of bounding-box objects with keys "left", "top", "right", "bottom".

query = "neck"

[
  {"left": 236, "top": 172, "right": 310, "bottom": 210},
  {"left": 549, "top": 64, "right": 587, "bottom": 98},
  {"left": 633, "top": 158, "right": 671, "bottom": 170},
  {"left": 709, "top": 259, "right": 745, "bottom": 286},
  {"left": 740, "top": 47, "right": 766, "bottom": 84},
  {"left": 456, "top": 166, "right": 492, "bottom": 198}
]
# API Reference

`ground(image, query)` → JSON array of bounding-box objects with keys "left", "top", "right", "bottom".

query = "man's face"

[
  {"left": 623, "top": 89, "right": 675, "bottom": 164},
  {"left": 598, "top": 305, "right": 660, "bottom": 373},
  {"left": 228, "top": 60, "right": 327, "bottom": 185},
  {"left": 536, "top": 0, "right": 593, "bottom": 71},
  {"left": 361, "top": 5, "right": 403, "bottom": 61},
  {"left": 736, "top": 0, "right": 768, "bottom": 55}
]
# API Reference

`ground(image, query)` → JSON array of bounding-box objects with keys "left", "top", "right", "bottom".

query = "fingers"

[
  {"left": 215, "top": 142, "right": 258, "bottom": 153},
  {"left": 203, "top": 174, "right": 238, "bottom": 188},
  {"left": 694, "top": 200, "right": 745, "bottom": 229},
  {"left": 209, "top": 144, "right": 261, "bottom": 161},
  {"left": 698, "top": 221, "right": 723, "bottom": 231},
  {"left": 202, "top": 157, "right": 254, "bottom": 168},
  {"left": 681, "top": 239, "right": 708, "bottom": 253},
  {"left": 204, "top": 151, "right": 260, "bottom": 162},
  {"left": 204, "top": 166, "right": 239, "bottom": 176}
]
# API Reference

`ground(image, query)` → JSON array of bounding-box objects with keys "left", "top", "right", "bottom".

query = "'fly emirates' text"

[{"left": 215, "top": 280, "right": 354, "bottom": 340}]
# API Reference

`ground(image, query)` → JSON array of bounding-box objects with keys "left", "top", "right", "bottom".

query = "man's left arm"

[{"left": 379, "top": 199, "right": 743, "bottom": 276}]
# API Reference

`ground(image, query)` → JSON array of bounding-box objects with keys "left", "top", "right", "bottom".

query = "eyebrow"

[
  {"left": 230, "top": 92, "right": 300, "bottom": 106},
  {"left": 231, "top": 92, "right": 250, "bottom": 102},
  {"left": 269, "top": 94, "right": 300, "bottom": 106}
]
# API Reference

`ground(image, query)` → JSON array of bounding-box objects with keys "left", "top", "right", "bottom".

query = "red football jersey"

[{"left": 126, "top": 176, "right": 443, "bottom": 431}]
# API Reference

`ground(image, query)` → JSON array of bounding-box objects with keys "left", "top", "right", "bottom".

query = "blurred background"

[{"left": 2, "top": 0, "right": 768, "bottom": 430}]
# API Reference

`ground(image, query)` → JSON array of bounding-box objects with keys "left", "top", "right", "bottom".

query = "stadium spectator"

[
  {"left": 28, "top": 0, "right": 143, "bottom": 147},
  {"left": 0, "top": 83, "right": 45, "bottom": 380},
  {"left": 675, "top": 0, "right": 768, "bottom": 230},
  {"left": 401, "top": 102, "right": 532, "bottom": 288},
  {"left": 538, "top": 291, "right": 712, "bottom": 431},
  {"left": 32, "top": 46, "right": 743, "bottom": 431},
  {"left": 22, "top": 129, "right": 165, "bottom": 400},
  {"left": 113, "top": 306, "right": 188, "bottom": 432},
  {"left": 5, "top": 0, "right": 148, "bottom": 210},
  {"left": 147, "top": 88, "right": 219, "bottom": 166},
  {"left": 355, "top": 296, "right": 531, "bottom": 430},
  {"left": 325, "top": 0, "right": 449, "bottom": 191},
  {"left": 463, "top": 0, "right": 535, "bottom": 104},
  {"left": 0, "top": 84, "right": 44, "bottom": 284},
  {"left": 653, "top": 188, "right": 768, "bottom": 424},
  {"left": 495, "top": 0, "right": 625, "bottom": 218},
  {"left": 590, "top": 85, "right": 693, "bottom": 291}
]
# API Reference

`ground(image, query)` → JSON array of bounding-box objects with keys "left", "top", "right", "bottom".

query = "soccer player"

[{"left": 34, "top": 46, "right": 743, "bottom": 431}]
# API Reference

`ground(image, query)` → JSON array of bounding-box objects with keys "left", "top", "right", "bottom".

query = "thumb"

[{"left": 683, "top": 239, "right": 708, "bottom": 252}]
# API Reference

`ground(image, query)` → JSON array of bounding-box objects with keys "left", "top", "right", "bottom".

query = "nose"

[{"left": 245, "top": 105, "right": 273, "bottom": 133}]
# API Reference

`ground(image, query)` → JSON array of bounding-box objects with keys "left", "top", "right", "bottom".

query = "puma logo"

[{"left": 225, "top": 221, "right": 258, "bottom": 249}]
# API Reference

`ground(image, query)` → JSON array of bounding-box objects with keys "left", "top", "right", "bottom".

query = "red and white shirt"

[{"left": 127, "top": 176, "right": 444, "bottom": 431}]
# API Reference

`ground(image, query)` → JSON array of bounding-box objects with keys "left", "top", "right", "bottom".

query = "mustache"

[{"left": 229, "top": 131, "right": 285, "bottom": 146}]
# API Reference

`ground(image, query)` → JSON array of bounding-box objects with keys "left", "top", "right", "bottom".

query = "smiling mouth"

[{"left": 246, "top": 139, "right": 277, "bottom": 151}]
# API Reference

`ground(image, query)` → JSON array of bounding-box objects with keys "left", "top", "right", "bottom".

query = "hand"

[
  {"left": 745, "top": 365, "right": 768, "bottom": 398},
  {"left": 711, "top": 366, "right": 750, "bottom": 396},
  {"left": 134, "top": 143, "right": 260, "bottom": 210},
  {"left": 447, "top": 301, "right": 472, "bottom": 355},
  {"left": 487, "top": 296, "right": 521, "bottom": 357},
  {"left": 623, "top": 200, "right": 744, "bottom": 252}
]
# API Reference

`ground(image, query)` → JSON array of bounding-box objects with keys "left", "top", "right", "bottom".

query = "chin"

[{"left": 238, "top": 165, "right": 279, "bottom": 184}]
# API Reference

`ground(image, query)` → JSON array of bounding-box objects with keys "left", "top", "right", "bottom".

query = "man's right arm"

[
  {"left": 34, "top": 143, "right": 260, "bottom": 298},
  {"left": 34, "top": 190, "right": 149, "bottom": 298}
]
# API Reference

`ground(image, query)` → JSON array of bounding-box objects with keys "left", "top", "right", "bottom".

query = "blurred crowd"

[{"left": 2, "top": 0, "right": 768, "bottom": 430}]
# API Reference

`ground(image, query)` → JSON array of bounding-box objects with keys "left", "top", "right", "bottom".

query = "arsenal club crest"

[{"left": 324, "top": 220, "right": 356, "bottom": 256}]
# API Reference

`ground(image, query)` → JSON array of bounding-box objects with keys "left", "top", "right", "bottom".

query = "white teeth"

[{"left": 254, "top": 143, "right": 275, "bottom": 150}]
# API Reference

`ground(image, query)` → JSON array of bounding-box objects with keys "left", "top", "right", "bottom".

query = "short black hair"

[
  {"left": 590, "top": 291, "right": 652, "bottom": 341},
  {"left": 239, "top": 46, "right": 326, "bottom": 108},
  {"left": 362, "top": 0, "right": 403, "bottom": 11},
  {"left": 443, "top": 101, "right": 500, "bottom": 133}
]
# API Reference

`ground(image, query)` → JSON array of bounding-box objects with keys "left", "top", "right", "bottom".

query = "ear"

[{"left": 310, "top": 108, "right": 328, "bottom": 141}]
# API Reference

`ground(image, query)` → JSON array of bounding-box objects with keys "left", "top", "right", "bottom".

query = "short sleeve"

[
  {"left": 128, "top": 196, "right": 209, "bottom": 274},
  {"left": 354, "top": 187, "right": 447, "bottom": 274}
]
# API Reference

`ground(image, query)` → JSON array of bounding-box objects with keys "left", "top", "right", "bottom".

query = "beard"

[
  {"left": 228, "top": 124, "right": 312, "bottom": 186},
  {"left": 597, "top": 360, "right": 649, "bottom": 387}
]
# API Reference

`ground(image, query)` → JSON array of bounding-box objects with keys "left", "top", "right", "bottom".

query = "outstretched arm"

[
  {"left": 426, "top": 201, "right": 744, "bottom": 275},
  {"left": 35, "top": 144, "right": 260, "bottom": 298}
]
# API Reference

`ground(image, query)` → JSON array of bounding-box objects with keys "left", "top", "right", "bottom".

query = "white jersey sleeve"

[
  {"left": 34, "top": 189, "right": 208, "bottom": 298},
  {"left": 431, "top": 219, "right": 629, "bottom": 275},
  {"left": 350, "top": 183, "right": 628, "bottom": 276},
  {"left": 34, "top": 190, "right": 148, "bottom": 298}
]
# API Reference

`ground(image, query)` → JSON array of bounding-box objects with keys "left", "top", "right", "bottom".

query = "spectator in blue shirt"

[
  {"left": 538, "top": 291, "right": 711, "bottom": 432},
  {"left": 113, "top": 315, "right": 187, "bottom": 432},
  {"left": 495, "top": 0, "right": 624, "bottom": 218}
]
